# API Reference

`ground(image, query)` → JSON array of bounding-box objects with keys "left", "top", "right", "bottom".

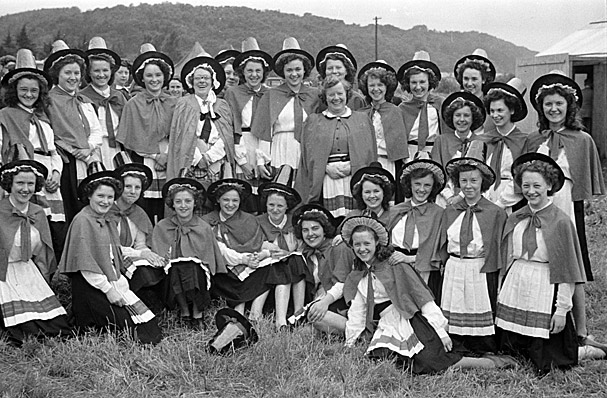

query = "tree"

[
  {"left": 16, "top": 25, "right": 33, "bottom": 50},
  {"left": 3, "top": 32, "right": 16, "bottom": 55}
]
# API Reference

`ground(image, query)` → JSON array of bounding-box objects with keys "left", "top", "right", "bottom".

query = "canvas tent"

[{"left": 174, "top": 41, "right": 208, "bottom": 78}]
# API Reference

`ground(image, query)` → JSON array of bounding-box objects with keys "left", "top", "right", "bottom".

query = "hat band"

[
  {"left": 447, "top": 96, "right": 467, "bottom": 108},
  {"left": 7, "top": 71, "right": 47, "bottom": 86},
  {"left": 534, "top": 82, "right": 578, "bottom": 104},
  {"left": 320, "top": 52, "right": 354, "bottom": 70},
  {"left": 240, "top": 55, "right": 269, "bottom": 69},
  {"left": 264, "top": 186, "right": 294, "bottom": 197},
  {"left": 120, "top": 170, "right": 147, "bottom": 180},
  {"left": 50, "top": 53, "right": 85, "bottom": 70},
  {"left": 401, "top": 163, "right": 445, "bottom": 185},
  {"left": 185, "top": 64, "right": 220, "bottom": 90},
  {"left": 341, "top": 216, "right": 389, "bottom": 246},
  {"left": 405, "top": 65, "right": 436, "bottom": 78},
  {"left": 300, "top": 209, "right": 329, "bottom": 223},
  {"left": 136, "top": 58, "right": 174, "bottom": 78},
  {"left": 87, "top": 175, "right": 119, "bottom": 187},
  {"left": 487, "top": 87, "right": 519, "bottom": 99},
  {"left": 459, "top": 57, "right": 492, "bottom": 73},
  {"left": 214, "top": 181, "right": 245, "bottom": 193},
  {"left": 168, "top": 183, "right": 198, "bottom": 193},
  {"left": 353, "top": 173, "right": 391, "bottom": 190},
  {"left": 218, "top": 56, "right": 236, "bottom": 65},
  {"left": 1, "top": 165, "right": 44, "bottom": 178}
]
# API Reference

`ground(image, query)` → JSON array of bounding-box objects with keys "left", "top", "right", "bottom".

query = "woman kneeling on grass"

[{"left": 342, "top": 215, "right": 516, "bottom": 373}]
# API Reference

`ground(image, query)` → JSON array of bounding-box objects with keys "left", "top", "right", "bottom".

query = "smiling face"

[
  {"left": 58, "top": 62, "right": 81, "bottom": 93},
  {"left": 542, "top": 93, "right": 567, "bottom": 130},
  {"left": 409, "top": 71, "right": 430, "bottom": 101},
  {"left": 459, "top": 169, "right": 483, "bottom": 203},
  {"left": 223, "top": 63, "right": 239, "bottom": 88},
  {"left": 173, "top": 189, "right": 195, "bottom": 222},
  {"left": 411, "top": 174, "right": 434, "bottom": 204},
  {"left": 367, "top": 76, "right": 386, "bottom": 103},
  {"left": 301, "top": 220, "right": 325, "bottom": 248},
  {"left": 462, "top": 68, "right": 483, "bottom": 97},
  {"left": 89, "top": 184, "right": 115, "bottom": 215},
  {"left": 219, "top": 189, "right": 240, "bottom": 219},
  {"left": 453, "top": 105, "right": 473, "bottom": 134},
  {"left": 16, "top": 78, "right": 40, "bottom": 109},
  {"left": 361, "top": 180, "right": 384, "bottom": 212},
  {"left": 10, "top": 171, "right": 37, "bottom": 207},
  {"left": 168, "top": 79, "right": 183, "bottom": 97},
  {"left": 119, "top": 176, "right": 142, "bottom": 207},
  {"left": 89, "top": 59, "right": 112, "bottom": 90},
  {"left": 243, "top": 60, "right": 264, "bottom": 90},
  {"left": 521, "top": 171, "right": 551, "bottom": 210},
  {"left": 326, "top": 59, "right": 346, "bottom": 80},
  {"left": 115, "top": 65, "right": 129, "bottom": 87},
  {"left": 352, "top": 230, "right": 376, "bottom": 264},
  {"left": 326, "top": 81, "right": 347, "bottom": 114},
  {"left": 192, "top": 68, "right": 213, "bottom": 98},
  {"left": 489, "top": 99, "right": 514, "bottom": 129},
  {"left": 266, "top": 193, "right": 288, "bottom": 224},
  {"left": 142, "top": 64, "right": 164, "bottom": 95},
  {"left": 283, "top": 59, "right": 304, "bottom": 89}
]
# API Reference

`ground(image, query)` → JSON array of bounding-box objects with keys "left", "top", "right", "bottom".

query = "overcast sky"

[{"left": 1, "top": 0, "right": 605, "bottom": 51}]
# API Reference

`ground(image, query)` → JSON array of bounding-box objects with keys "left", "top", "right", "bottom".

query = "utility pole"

[{"left": 374, "top": 16, "right": 382, "bottom": 60}]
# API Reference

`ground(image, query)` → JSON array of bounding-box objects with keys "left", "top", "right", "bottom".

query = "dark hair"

[
  {"left": 3, "top": 74, "right": 50, "bottom": 114},
  {"left": 82, "top": 178, "right": 123, "bottom": 204},
  {"left": 294, "top": 212, "right": 336, "bottom": 240},
  {"left": 0, "top": 169, "right": 45, "bottom": 193},
  {"left": 86, "top": 53, "right": 117, "bottom": 86},
  {"left": 483, "top": 89, "right": 517, "bottom": 117},
  {"left": 118, "top": 59, "right": 133, "bottom": 85},
  {"left": 513, "top": 160, "right": 561, "bottom": 196},
  {"left": 402, "top": 68, "right": 439, "bottom": 93},
  {"left": 121, "top": 172, "right": 148, "bottom": 191},
  {"left": 319, "top": 75, "right": 351, "bottom": 106},
  {"left": 261, "top": 191, "right": 298, "bottom": 212},
  {"left": 236, "top": 59, "right": 270, "bottom": 85},
  {"left": 164, "top": 185, "right": 203, "bottom": 210},
  {"left": 275, "top": 53, "right": 313, "bottom": 79},
  {"left": 134, "top": 59, "right": 171, "bottom": 90},
  {"left": 48, "top": 55, "right": 85, "bottom": 86},
  {"left": 444, "top": 99, "right": 484, "bottom": 130},
  {"left": 451, "top": 164, "right": 492, "bottom": 192},
  {"left": 348, "top": 225, "right": 394, "bottom": 269},
  {"left": 352, "top": 175, "right": 392, "bottom": 211},
  {"left": 456, "top": 61, "right": 489, "bottom": 87},
  {"left": 535, "top": 86, "right": 584, "bottom": 131},
  {"left": 359, "top": 68, "right": 397, "bottom": 103},
  {"left": 401, "top": 168, "right": 441, "bottom": 202},
  {"left": 212, "top": 186, "right": 243, "bottom": 210},
  {"left": 320, "top": 53, "right": 356, "bottom": 84}
]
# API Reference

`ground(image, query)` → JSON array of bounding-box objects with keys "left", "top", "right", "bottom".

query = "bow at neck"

[
  {"left": 99, "top": 92, "right": 124, "bottom": 107},
  {"left": 302, "top": 238, "right": 331, "bottom": 260},
  {"left": 146, "top": 95, "right": 167, "bottom": 104},
  {"left": 167, "top": 216, "right": 195, "bottom": 235},
  {"left": 246, "top": 86, "right": 265, "bottom": 98},
  {"left": 288, "top": 90, "right": 306, "bottom": 101},
  {"left": 453, "top": 200, "right": 482, "bottom": 213},
  {"left": 540, "top": 128, "right": 565, "bottom": 161},
  {"left": 200, "top": 111, "right": 221, "bottom": 121},
  {"left": 398, "top": 201, "right": 429, "bottom": 216}
]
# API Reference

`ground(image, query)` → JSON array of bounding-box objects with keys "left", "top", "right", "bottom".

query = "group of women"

[{"left": 0, "top": 36, "right": 605, "bottom": 375}]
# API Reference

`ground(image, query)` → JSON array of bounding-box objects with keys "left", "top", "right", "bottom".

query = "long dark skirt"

[
  {"left": 1, "top": 316, "right": 72, "bottom": 346},
  {"left": 70, "top": 272, "right": 162, "bottom": 344},
  {"left": 130, "top": 266, "right": 168, "bottom": 314},
  {"left": 59, "top": 153, "right": 84, "bottom": 224},
  {"left": 165, "top": 261, "right": 210, "bottom": 313},
  {"left": 212, "top": 266, "right": 272, "bottom": 307},
  {"left": 574, "top": 200, "right": 593, "bottom": 281},
  {"left": 265, "top": 255, "right": 308, "bottom": 286}
]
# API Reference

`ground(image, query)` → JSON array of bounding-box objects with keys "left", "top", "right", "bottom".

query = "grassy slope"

[{"left": 1, "top": 197, "right": 607, "bottom": 397}]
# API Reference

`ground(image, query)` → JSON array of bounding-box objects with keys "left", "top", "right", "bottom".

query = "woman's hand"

[
  {"left": 257, "top": 164, "right": 272, "bottom": 180},
  {"left": 197, "top": 156, "right": 208, "bottom": 170},
  {"left": 241, "top": 164, "right": 255, "bottom": 180},
  {"left": 255, "top": 250, "right": 270, "bottom": 262},
  {"left": 550, "top": 313, "right": 566, "bottom": 334},
  {"left": 243, "top": 253, "right": 260, "bottom": 269},
  {"left": 441, "top": 335, "right": 453, "bottom": 352},
  {"left": 446, "top": 195, "right": 462, "bottom": 206},
  {"left": 140, "top": 250, "right": 167, "bottom": 268},
  {"left": 325, "top": 163, "right": 347, "bottom": 179},
  {"left": 45, "top": 171, "right": 61, "bottom": 193},
  {"left": 270, "top": 249, "right": 289, "bottom": 259},
  {"left": 155, "top": 153, "right": 168, "bottom": 167},
  {"left": 331, "top": 235, "right": 344, "bottom": 247},
  {"left": 73, "top": 148, "right": 91, "bottom": 161},
  {"left": 307, "top": 296, "right": 330, "bottom": 323},
  {"left": 106, "top": 287, "right": 126, "bottom": 307}
]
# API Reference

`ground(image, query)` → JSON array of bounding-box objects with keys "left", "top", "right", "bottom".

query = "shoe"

[
  {"left": 578, "top": 335, "right": 607, "bottom": 355},
  {"left": 484, "top": 354, "right": 519, "bottom": 369}
]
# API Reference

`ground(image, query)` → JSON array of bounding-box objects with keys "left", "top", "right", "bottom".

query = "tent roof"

[
  {"left": 536, "top": 21, "right": 607, "bottom": 58},
  {"left": 174, "top": 41, "right": 209, "bottom": 77}
]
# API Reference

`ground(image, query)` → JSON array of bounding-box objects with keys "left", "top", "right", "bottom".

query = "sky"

[{"left": 1, "top": 0, "right": 605, "bottom": 51}]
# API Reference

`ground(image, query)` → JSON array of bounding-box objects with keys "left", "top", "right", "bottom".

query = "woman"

[
  {"left": 0, "top": 48, "right": 66, "bottom": 258},
  {"left": 496, "top": 153, "right": 604, "bottom": 373},
  {"left": 358, "top": 61, "right": 408, "bottom": 180},
  {"left": 524, "top": 71, "right": 606, "bottom": 352},
  {"left": 59, "top": 168, "right": 162, "bottom": 344},
  {"left": 397, "top": 51, "right": 447, "bottom": 161},
  {"left": 113, "top": 59, "right": 132, "bottom": 100},
  {"left": 80, "top": 37, "right": 125, "bottom": 170},
  {"left": 431, "top": 91, "right": 485, "bottom": 206},
  {"left": 292, "top": 204, "right": 355, "bottom": 335},
  {"left": 480, "top": 78, "right": 528, "bottom": 213},
  {"left": 44, "top": 40, "right": 104, "bottom": 224},
  {"left": 0, "top": 160, "right": 71, "bottom": 345},
  {"left": 251, "top": 37, "right": 320, "bottom": 180},
  {"left": 342, "top": 216, "right": 515, "bottom": 373},
  {"left": 257, "top": 173, "right": 309, "bottom": 329},
  {"left": 116, "top": 46, "right": 177, "bottom": 224},
  {"left": 166, "top": 55, "right": 235, "bottom": 210},
  {"left": 348, "top": 162, "right": 394, "bottom": 224},
  {"left": 152, "top": 177, "right": 227, "bottom": 328},
  {"left": 316, "top": 44, "right": 366, "bottom": 110},
  {"left": 224, "top": 38, "right": 273, "bottom": 212},
  {"left": 215, "top": 49, "right": 240, "bottom": 99},
  {"left": 438, "top": 146, "right": 506, "bottom": 355},
  {"left": 297, "top": 75, "right": 377, "bottom": 217},
  {"left": 167, "top": 78, "right": 184, "bottom": 98},
  {"left": 108, "top": 155, "right": 166, "bottom": 312},
  {"left": 387, "top": 157, "right": 446, "bottom": 296},
  {"left": 453, "top": 49, "right": 495, "bottom": 101}
]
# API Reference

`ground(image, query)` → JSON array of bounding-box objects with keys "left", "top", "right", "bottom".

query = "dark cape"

[
  {"left": 47, "top": 86, "right": 94, "bottom": 152},
  {"left": 361, "top": 101, "right": 409, "bottom": 161},
  {"left": 0, "top": 106, "right": 52, "bottom": 162},
  {"left": 224, "top": 84, "right": 270, "bottom": 138}
]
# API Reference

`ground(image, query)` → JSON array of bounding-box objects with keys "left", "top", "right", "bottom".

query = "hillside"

[{"left": 0, "top": 3, "right": 535, "bottom": 74}]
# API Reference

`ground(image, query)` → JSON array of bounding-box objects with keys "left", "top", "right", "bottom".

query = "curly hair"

[
  {"left": 456, "top": 61, "right": 490, "bottom": 87},
  {"left": 211, "top": 186, "right": 243, "bottom": 210},
  {"left": 535, "top": 86, "right": 584, "bottom": 131},
  {"left": 513, "top": 160, "right": 561, "bottom": 196},
  {"left": 85, "top": 53, "right": 117, "bottom": 86},
  {"left": 483, "top": 89, "right": 518, "bottom": 116},
  {"left": 319, "top": 75, "right": 352, "bottom": 106},
  {"left": 260, "top": 191, "right": 298, "bottom": 212},
  {"left": 164, "top": 185, "right": 203, "bottom": 210},
  {"left": 401, "top": 168, "right": 442, "bottom": 202},
  {"left": 48, "top": 55, "right": 86, "bottom": 86},
  {"left": 444, "top": 99, "right": 484, "bottom": 131},
  {"left": 451, "top": 164, "right": 493, "bottom": 193},
  {"left": 319, "top": 53, "right": 356, "bottom": 84},
  {"left": 294, "top": 212, "right": 336, "bottom": 240},
  {"left": 348, "top": 225, "right": 394, "bottom": 270},
  {"left": 401, "top": 68, "right": 439, "bottom": 93},
  {"left": 359, "top": 68, "right": 397, "bottom": 103},
  {"left": 274, "top": 53, "right": 313, "bottom": 79},
  {"left": 0, "top": 170, "right": 45, "bottom": 193},
  {"left": 134, "top": 59, "right": 171, "bottom": 89},
  {"left": 352, "top": 175, "right": 393, "bottom": 211},
  {"left": 82, "top": 178, "right": 123, "bottom": 204},
  {"left": 236, "top": 59, "right": 270, "bottom": 85},
  {"left": 3, "top": 74, "right": 50, "bottom": 114}
]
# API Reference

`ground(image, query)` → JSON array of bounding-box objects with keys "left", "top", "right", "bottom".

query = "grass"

[{"left": 2, "top": 198, "right": 607, "bottom": 397}]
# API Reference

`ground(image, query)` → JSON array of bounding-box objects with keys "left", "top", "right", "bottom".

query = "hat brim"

[
  {"left": 0, "top": 159, "right": 48, "bottom": 181},
  {"left": 86, "top": 48, "right": 121, "bottom": 71},
  {"left": 292, "top": 203, "right": 336, "bottom": 228},
  {"left": 1, "top": 68, "right": 51, "bottom": 88},
  {"left": 484, "top": 82, "right": 528, "bottom": 122},
  {"left": 180, "top": 56, "right": 226, "bottom": 94},
  {"left": 441, "top": 91, "right": 486, "bottom": 131},
  {"left": 43, "top": 49, "right": 87, "bottom": 73},
  {"left": 115, "top": 163, "right": 153, "bottom": 192},
  {"left": 77, "top": 170, "right": 120, "bottom": 204},
  {"left": 131, "top": 51, "right": 174, "bottom": 88},
  {"left": 215, "top": 50, "right": 240, "bottom": 65},
  {"left": 445, "top": 157, "right": 496, "bottom": 186},
  {"left": 341, "top": 216, "right": 389, "bottom": 247},
  {"left": 258, "top": 182, "right": 302, "bottom": 210},
  {"left": 511, "top": 152, "right": 565, "bottom": 194},
  {"left": 396, "top": 60, "right": 441, "bottom": 84},
  {"left": 400, "top": 159, "right": 446, "bottom": 192},
  {"left": 162, "top": 177, "right": 205, "bottom": 198},
  {"left": 453, "top": 54, "right": 496, "bottom": 83},
  {"left": 529, "top": 73, "right": 582, "bottom": 110},
  {"left": 207, "top": 178, "right": 252, "bottom": 203},
  {"left": 357, "top": 61, "right": 396, "bottom": 82},
  {"left": 209, "top": 308, "right": 259, "bottom": 355},
  {"left": 316, "top": 46, "right": 357, "bottom": 77},
  {"left": 350, "top": 165, "right": 395, "bottom": 193},
  {"left": 233, "top": 50, "right": 274, "bottom": 72},
  {"left": 273, "top": 49, "right": 314, "bottom": 77}
]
